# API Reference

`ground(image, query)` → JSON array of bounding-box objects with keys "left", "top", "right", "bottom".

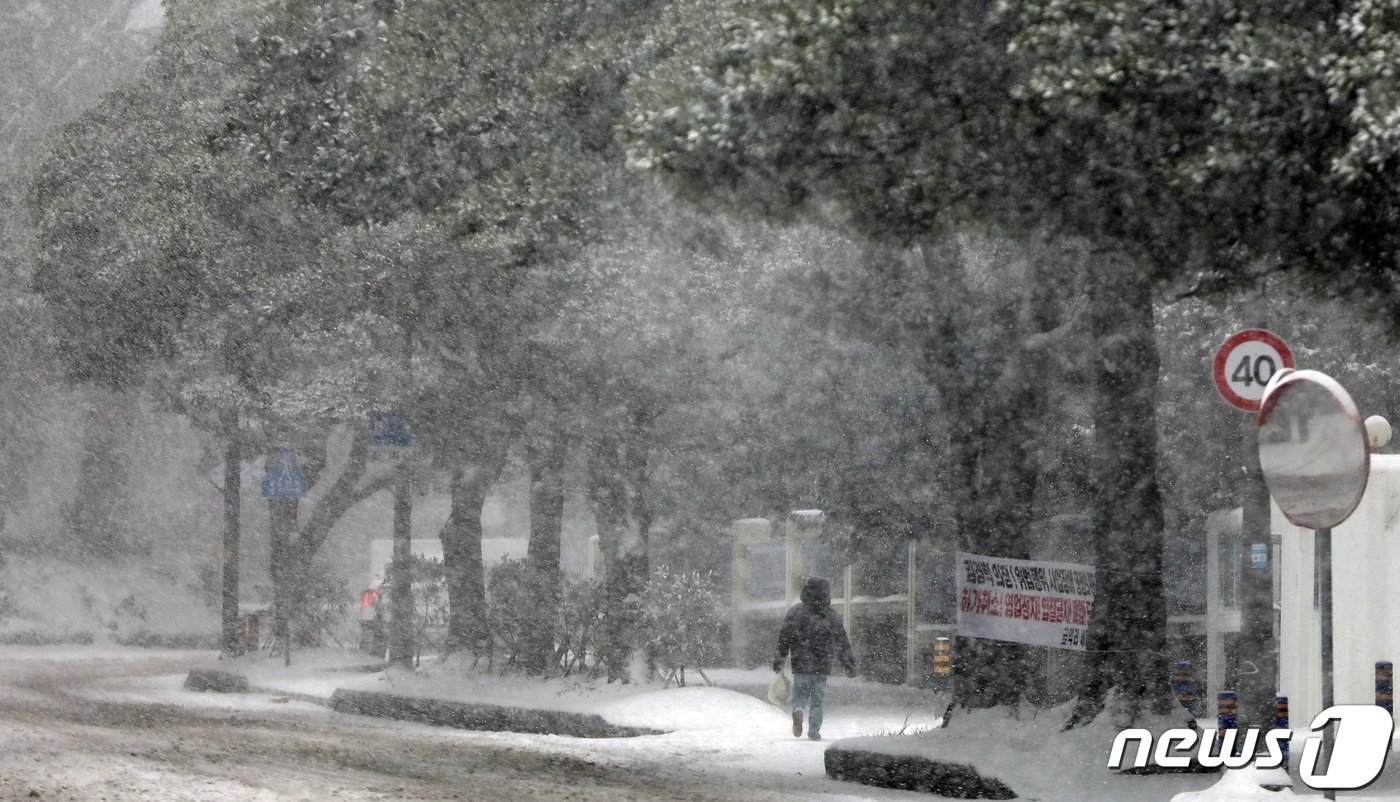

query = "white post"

[{"left": 731, "top": 518, "right": 772, "bottom": 666}]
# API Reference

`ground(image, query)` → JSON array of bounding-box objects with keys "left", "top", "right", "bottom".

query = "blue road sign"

[
  {"left": 262, "top": 447, "right": 308, "bottom": 498},
  {"left": 368, "top": 411, "right": 412, "bottom": 448},
  {"left": 1251, "top": 543, "right": 1269, "bottom": 569}
]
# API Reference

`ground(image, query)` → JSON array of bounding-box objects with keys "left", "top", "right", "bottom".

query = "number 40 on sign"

[{"left": 1213, "top": 329, "right": 1295, "bottom": 413}]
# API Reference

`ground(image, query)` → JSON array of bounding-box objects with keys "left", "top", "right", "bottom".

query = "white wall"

[{"left": 1277, "top": 453, "right": 1400, "bottom": 727}]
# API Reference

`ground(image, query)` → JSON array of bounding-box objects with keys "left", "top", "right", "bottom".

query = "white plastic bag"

[{"left": 767, "top": 669, "right": 792, "bottom": 707}]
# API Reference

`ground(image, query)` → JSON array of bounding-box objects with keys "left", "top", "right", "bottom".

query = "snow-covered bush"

[
  {"left": 485, "top": 564, "right": 723, "bottom": 682},
  {"left": 639, "top": 569, "right": 726, "bottom": 686},
  {"left": 290, "top": 564, "right": 354, "bottom": 648},
  {"left": 374, "top": 554, "right": 451, "bottom": 657},
  {"left": 407, "top": 555, "right": 450, "bottom": 653},
  {"left": 486, "top": 558, "right": 552, "bottom": 670},
  {"left": 554, "top": 577, "right": 604, "bottom": 676}
]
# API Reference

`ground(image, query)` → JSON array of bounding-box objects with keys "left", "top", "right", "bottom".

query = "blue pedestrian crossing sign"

[
  {"left": 368, "top": 411, "right": 413, "bottom": 462},
  {"left": 368, "top": 411, "right": 412, "bottom": 448},
  {"left": 262, "top": 447, "right": 308, "bottom": 498}
]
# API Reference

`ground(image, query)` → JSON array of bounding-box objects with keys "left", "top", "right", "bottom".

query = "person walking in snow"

[{"left": 773, "top": 576, "right": 856, "bottom": 741}]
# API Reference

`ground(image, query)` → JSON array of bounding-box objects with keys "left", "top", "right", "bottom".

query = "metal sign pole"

[
  {"left": 1317, "top": 526, "right": 1335, "bottom": 800},
  {"left": 1257, "top": 369, "right": 1372, "bottom": 797},
  {"left": 270, "top": 497, "right": 297, "bottom": 667},
  {"left": 1216, "top": 329, "right": 1294, "bottom": 730},
  {"left": 1241, "top": 415, "right": 1277, "bottom": 729}
]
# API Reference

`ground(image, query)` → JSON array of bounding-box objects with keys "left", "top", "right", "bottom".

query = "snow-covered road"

[{"left": 0, "top": 650, "right": 906, "bottom": 801}]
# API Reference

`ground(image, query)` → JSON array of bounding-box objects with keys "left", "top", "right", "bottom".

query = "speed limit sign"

[{"left": 1213, "top": 329, "right": 1295, "bottom": 412}]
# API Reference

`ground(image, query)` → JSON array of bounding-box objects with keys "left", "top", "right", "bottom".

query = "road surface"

[{"left": 0, "top": 651, "right": 879, "bottom": 801}]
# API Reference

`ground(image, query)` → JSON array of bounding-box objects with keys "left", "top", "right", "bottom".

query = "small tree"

[{"left": 639, "top": 569, "right": 726, "bottom": 688}]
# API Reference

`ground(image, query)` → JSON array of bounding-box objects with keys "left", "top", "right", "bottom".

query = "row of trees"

[
  {"left": 9, "top": 0, "right": 1400, "bottom": 728},
  {"left": 620, "top": 0, "right": 1400, "bottom": 723},
  {"left": 17, "top": 0, "right": 787, "bottom": 675}
]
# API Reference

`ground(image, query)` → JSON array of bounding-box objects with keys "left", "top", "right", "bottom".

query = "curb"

[
  {"left": 184, "top": 667, "right": 667, "bottom": 738},
  {"left": 329, "top": 689, "right": 666, "bottom": 738},
  {"left": 825, "top": 746, "right": 1017, "bottom": 799},
  {"left": 183, "top": 667, "right": 249, "bottom": 694}
]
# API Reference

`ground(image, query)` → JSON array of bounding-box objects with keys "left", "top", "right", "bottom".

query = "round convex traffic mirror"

[{"left": 1257, "top": 369, "right": 1370, "bottom": 530}]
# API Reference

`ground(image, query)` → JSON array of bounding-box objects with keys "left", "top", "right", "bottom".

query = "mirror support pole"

[{"left": 1317, "top": 526, "right": 1335, "bottom": 800}]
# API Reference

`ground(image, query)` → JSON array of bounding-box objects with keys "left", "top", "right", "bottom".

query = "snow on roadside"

[
  {"left": 0, "top": 558, "right": 216, "bottom": 646},
  {"left": 0, "top": 644, "right": 211, "bottom": 662},
  {"left": 43, "top": 646, "right": 1400, "bottom": 802},
  {"left": 838, "top": 701, "right": 1220, "bottom": 802},
  {"left": 175, "top": 652, "right": 946, "bottom": 798},
  {"left": 90, "top": 669, "right": 332, "bottom": 717},
  {"left": 1168, "top": 767, "right": 1299, "bottom": 801},
  {"left": 595, "top": 686, "right": 780, "bottom": 731}
]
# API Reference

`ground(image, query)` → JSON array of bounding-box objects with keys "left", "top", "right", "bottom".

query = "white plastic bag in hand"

[{"left": 767, "top": 669, "right": 792, "bottom": 706}]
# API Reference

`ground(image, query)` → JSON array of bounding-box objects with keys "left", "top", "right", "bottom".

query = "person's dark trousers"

[{"left": 791, "top": 673, "right": 827, "bottom": 738}]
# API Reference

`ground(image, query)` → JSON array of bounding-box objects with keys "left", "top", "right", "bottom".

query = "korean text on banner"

[{"left": 956, "top": 552, "right": 1096, "bottom": 651}]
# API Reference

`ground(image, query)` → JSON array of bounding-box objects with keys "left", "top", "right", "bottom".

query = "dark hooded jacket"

[{"left": 775, "top": 577, "right": 856, "bottom": 676}]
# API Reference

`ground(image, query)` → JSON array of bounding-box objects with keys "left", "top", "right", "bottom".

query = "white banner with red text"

[{"left": 955, "top": 552, "right": 1095, "bottom": 651}]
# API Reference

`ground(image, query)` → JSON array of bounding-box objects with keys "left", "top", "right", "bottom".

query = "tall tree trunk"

[
  {"left": 588, "top": 426, "right": 650, "bottom": 683},
  {"left": 272, "top": 429, "right": 393, "bottom": 652},
  {"left": 916, "top": 239, "right": 1052, "bottom": 710},
  {"left": 67, "top": 386, "right": 134, "bottom": 560},
  {"left": 440, "top": 446, "right": 508, "bottom": 653},
  {"left": 1067, "top": 264, "right": 1170, "bottom": 727},
  {"left": 387, "top": 449, "right": 414, "bottom": 666},
  {"left": 220, "top": 406, "right": 242, "bottom": 657},
  {"left": 0, "top": 384, "right": 42, "bottom": 538},
  {"left": 528, "top": 435, "right": 568, "bottom": 590},
  {"left": 628, "top": 404, "right": 657, "bottom": 676},
  {"left": 522, "top": 432, "right": 568, "bottom": 674},
  {"left": 387, "top": 324, "right": 417, "bottom": 668}
]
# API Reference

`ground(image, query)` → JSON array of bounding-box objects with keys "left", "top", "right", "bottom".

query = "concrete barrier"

[
  {"left": 329, "top": 689, "right": 665, "bottom": 738},
  {"left": 825, "top": 746, "right": 1017, "bottom": 799},
  {"left": 183, "top": 667, "right": 249, "bottom": 693}
]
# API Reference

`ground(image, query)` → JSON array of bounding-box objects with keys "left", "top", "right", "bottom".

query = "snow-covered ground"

[
  {"left": 0, "top": 557, "right": 217, "bottom": 646},
  {"left": 174, "top": 652, "right": 951, "bottom": 792},
  {"left": 23, "top": 645, "right": 1400, "bottom": 801}
]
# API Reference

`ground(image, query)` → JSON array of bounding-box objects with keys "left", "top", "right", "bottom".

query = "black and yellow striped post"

[
  {"left": 1377, "top": 662, "right": 1393, "bottom": 715},
  {"left": 1216, "top": 692, "right": 1238, "bottom": 755},
  {"left": 929, "top": 637, "right": 953, "bottom": 713},
  {"left": 929, "top": 635, "right": 952, "bottom": 677},
  {"left": 1172, "top": 662, "right": 1197, "bottom": 716}
]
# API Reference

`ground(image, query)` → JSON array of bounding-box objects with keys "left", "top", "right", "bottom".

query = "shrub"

[
  {"left": 639, "top": 569, "right": 726, "bottom": 686},
  {"left": 376, "top": 554, "right": 451, "bottom": 658},
  {"left": 485, "top": 558, "right": 552, "bottom": 670},
  {"left": 554, "top": 577, "right": 604, "bottom": 676},
  {"left": 291, "top": 565, "right": 353, "bottom": 648}
]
